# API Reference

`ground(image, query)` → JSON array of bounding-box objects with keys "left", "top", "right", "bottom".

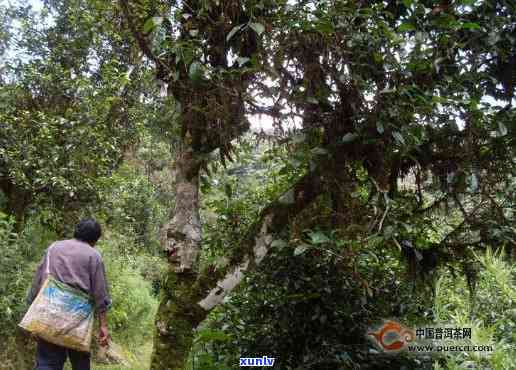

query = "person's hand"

[{"left": 98, "top": 324, "right": 110, "bottom": 347}]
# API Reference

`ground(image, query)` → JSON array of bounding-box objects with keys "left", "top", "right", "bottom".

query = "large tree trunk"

[
  {"left": 150, "top": 168, "right": 323, "bottom": 369},
  {"left": 159, "top": 148, "right": 202, "bottom": 272},
  {"left": 151, "top": 146, "right": 203, "bottom": 369},
  {"left": 0, "top": 178, "right": 31, "bottom": 232},
  {"left": 117, "top": 1, "right": 265, "bottom": 366},
  {"left": 151, "top": 269, "right": 206, "bottom": 369}
]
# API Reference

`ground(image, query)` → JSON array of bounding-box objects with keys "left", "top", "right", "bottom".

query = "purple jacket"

[{"left": 27, "top": 239, "right": 111, "bottom": 313}]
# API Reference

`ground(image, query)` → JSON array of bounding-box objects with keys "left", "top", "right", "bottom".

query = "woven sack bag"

[{"left": 19, "top": 245, "right": 94, "bottom": 352}]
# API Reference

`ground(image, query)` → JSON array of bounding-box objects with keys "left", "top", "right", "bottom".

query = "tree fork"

[
  {"left": 151, "top": 145, "right": 203, "bottom": 370},
  {"left": 0, "top": 178, "right": 31, "bottom": 232},
  {"left": 151, "top": 269, "right": 206, "bottom": 370},
  {"left": 150, "top": 169, "right": 323, "bottom": 369}
]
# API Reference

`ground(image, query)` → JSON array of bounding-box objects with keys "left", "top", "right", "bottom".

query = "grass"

[
  {"left": 92, "top": 341, "right": 153, "bottom": 370},
  {"left": 56, "top": 341, "right": 154, "bottom": 370}
]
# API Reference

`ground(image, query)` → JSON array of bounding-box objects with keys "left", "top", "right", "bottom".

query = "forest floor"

[
  {"left": 92, "top": 341, "right": 153, "bottom": 370},
  {"left": 55, "top": 341, "right": 153, "bottom": 370}
]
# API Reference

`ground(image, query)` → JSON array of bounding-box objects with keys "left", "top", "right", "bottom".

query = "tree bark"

[
  {"left": 150, "top": 169, "right": 323, "bottom": 369},
  {"left": 0, "top": 178, "right": 31, "bottom": 232},
  {"left": 151, "top": 269, "right": 207, "bottom": 370},
  {"left": 151, "top": 146, "right": 203, "bottom": 369},
  {"left": 160, "top": 148, "right": 202, "bottom": 272}
]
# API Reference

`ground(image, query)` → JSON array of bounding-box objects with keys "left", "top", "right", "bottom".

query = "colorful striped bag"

[{"left": 19, "top": 245, "right": 94, "bottom": 352}]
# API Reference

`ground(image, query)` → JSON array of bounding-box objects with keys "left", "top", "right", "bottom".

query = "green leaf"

[
  {"left": 383, "top": 225, "right": 394, "bottom": 238},
  {"left": 143, "top": 16, "right": 163, "bottom": 33},
  {"left": 226, "top": 24, "right": 243, "bottom": 42},
  {"left": 402, "top": 0, "right": 413, "bottom": 8},
  {"left": 188, "top": 61, "right": 203, "bottom": 82},
  {"left": 461, "top": 22, "right": 481, "bottom": 30},
  {"left": 498, "top": 122, "right": 508, "bottom": 137},
  {"left": 307, "top": 97, "right": 318, "bottom": 104},
  {"left": 392, "top": 131, "right": 405, "bottom": 145},
  {"left": 376, "top": 122, "right": 384, "bottom": 134},
  {"left": 236, "top": 56, "right": 250, "bottom": 67},
  {"left": 195, "top": 329, "right": 231, "bottom": 343},
  {"left": 311, "top": 147, "right": 328, "bottom": 156},
  {"left": 294, "top": 243, "right": 310, "bottom": 256},
  {"left": 249, "top": 22, "right": 265, "bottom": 35},
  {"left": 200, "top": 175, "right": 211, "bottom": 190},
  {"left": 271, "top": 239, "right": 287, "bottom": 249},
  {"left": 341, "top": 133, "right": 359, "bottom": 143},
  {"left": 315, "top": 20, "right": 333, "bottom": 34},
  {"left": 398, "top": 22, "right": 416, "bottom": 32},
  {"left": 309, "top": 231, "right": 330, "bottom": 244}
]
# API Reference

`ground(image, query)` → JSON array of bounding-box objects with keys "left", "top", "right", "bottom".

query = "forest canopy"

[{"left": 0, "top": 0, "right": 514, "bottom": 369}]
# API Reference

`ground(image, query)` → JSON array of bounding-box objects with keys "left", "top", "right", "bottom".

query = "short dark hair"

[{"left": 74, "top": 219, "right": 102, "bottom": 244}]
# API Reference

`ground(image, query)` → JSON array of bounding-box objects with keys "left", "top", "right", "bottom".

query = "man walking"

[{"left": 27, "top": 219, "right": 111, "bottom": 370}]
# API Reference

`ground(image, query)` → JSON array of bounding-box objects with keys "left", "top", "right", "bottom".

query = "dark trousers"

[{"left": 35, "top": 339, "right": 91, "bottom": 370}]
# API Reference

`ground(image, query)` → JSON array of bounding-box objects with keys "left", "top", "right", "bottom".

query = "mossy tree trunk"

[
  {"left": 150, "top": 168, "right": 324, "bottom": 369},
  {"left": 0, "top": 178, "right": 31, "bottom": 232},
  {"left": 151, "top": 269, "right": 206, "bottom": 370},
  {"left": 118, "top": 1, "right": 275, "bottom": 368},
  {"left": 151, "top": 145, "right": 204, "bottom": 370}
]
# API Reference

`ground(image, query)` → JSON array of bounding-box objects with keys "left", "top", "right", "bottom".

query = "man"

[{"left": 27, "top": 219, "right": 111, "bottom": 370}]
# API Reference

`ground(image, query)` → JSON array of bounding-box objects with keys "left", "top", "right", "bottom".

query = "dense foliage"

[
  {"left": 434, "top": 248, "right": 516, "bottom": 369},
  {"left": 0, "top": 0, "right": 514, "bottom": 369},
  {"left": 0, "top": 1, "right": 148, "bottom": 231},
  {"left": 0, "top": 155, "right": 164, "bottom": 369}
]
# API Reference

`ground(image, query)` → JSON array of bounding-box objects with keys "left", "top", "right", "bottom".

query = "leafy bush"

[
  {"left": 99, "top": 167, "right": 163, "bottom": 252},
  {"left": 97, "top": 134, "right": 175, "bottom": 256},
  {"left": 96, "top": 235, "right": 159, "bottom": 346},
  {"left": 0, "top": 212, "right": 30, "bottom": 336},
  {"left": 433, "top": 248, "right": 516, "bottom": 369},
  {"left": 0, "top": 213, "right": 57, "bottom": 336},
  {"left": 195, "top": 231, "right": 431, "bottom": 369},
  {"left": 0, "top": 213, "right": 60, "bottom": 369}
]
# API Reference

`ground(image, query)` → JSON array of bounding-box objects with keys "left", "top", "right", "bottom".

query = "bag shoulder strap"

[{"left": 45, "top": 243, "right": 57, "bottom": 275}]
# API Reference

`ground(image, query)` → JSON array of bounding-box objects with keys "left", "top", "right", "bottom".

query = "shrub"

[
  {"left": 196, "top": 235, "right": 431, "bottom": 369},
  {"left": 0, "top": 212, "right": 30, "bottom": 336},
  {"left": 0, "top": 213, "right": 60, "bottom": 369},
  {"left": 433, "top": 248, "right": 516, "bottom": 369},
  {"left": 98, "top": 163, "right": 172, "bottom": 255},
  {"left": 0, "top": 213, "right": 58, "bottom": 337},
  {"left": 97, "top": 235, "right": 159, "bottom": 346}
]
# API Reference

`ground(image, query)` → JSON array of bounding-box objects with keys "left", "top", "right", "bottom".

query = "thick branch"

[
  {"left": 150, "top": 169, "right": 324, "bottom": 370},
  {"left": 118, "top": 0, "right": 168, "bottom": 73},
  {"left": 195, "top": 169, "right": 323, "bottom": 310}
]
